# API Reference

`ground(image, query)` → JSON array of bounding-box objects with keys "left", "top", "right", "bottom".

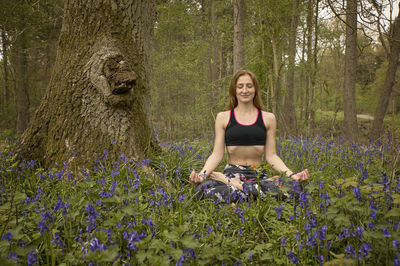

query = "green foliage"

[{"left": 0, "top": 135, "right": 399, "bottom": 264}]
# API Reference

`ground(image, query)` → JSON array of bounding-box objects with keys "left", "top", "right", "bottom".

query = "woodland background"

[{"left": 0, "top": 0, "right": 399, "bottom": 143}]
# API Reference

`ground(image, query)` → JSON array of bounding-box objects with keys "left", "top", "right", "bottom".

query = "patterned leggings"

[{"left": 195, "top": 164, "right": 299, "bottom": 202}]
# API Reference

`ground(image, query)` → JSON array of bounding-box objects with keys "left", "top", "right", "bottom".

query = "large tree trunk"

[
  {"left": 343, "top": 0, "right": 359, "bottom": 140},
  {"left": 233, "top": 0, "right": 245, "bottom": 73},
  {"left": 284, "top": 0, "right": 300, "bottom": 134},
  {"left": 14, "top": 16, "right": 30, "bottom": 134},
  {"left": 18, "top": 0, "right": 158, "bottom": 168},
  {"left": 371, "top": 7, "right": 400, "bottom": 139}
]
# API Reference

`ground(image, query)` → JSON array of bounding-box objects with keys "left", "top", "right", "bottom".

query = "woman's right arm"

[{"left": 189, "top": 112, "right": 227, "bottom": 184}]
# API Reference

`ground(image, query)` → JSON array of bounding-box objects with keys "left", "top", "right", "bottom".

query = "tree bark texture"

[
  {"left": 371, "top": 6, "right": 400, "bottom": 139},
  {"left": 343, "top": 0, "right": 359, "bottom": 140},
  {"left": 305, "top": 0, "right": 315, "bottom": 135},
  {"left": 233, "top": 0, "right": 245, "bottom": 73},
  {"left": 18, "top": 0, "right": 158, "bottom": 167},
  {"left": 1, "top": 31, "right": 10, "bottom": 109},
  {"left": 14, "top": 16, "right": 30, "bottom": 134},
  {"left": 284, "top": 0, "right": 300, "bottom": 134},
  {"left": 210, "top": 0, "right": 219, "bottom": 83}
]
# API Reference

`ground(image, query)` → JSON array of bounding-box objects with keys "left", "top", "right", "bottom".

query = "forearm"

[
  {"left": 199, "top": 153, "right": 223, "bottom": 178},
  {"left": 210, "top": 172, "right": 243, "bottom": 191},
  {"left": 266, "top": 154, "right": 293, "bottom": 177}
]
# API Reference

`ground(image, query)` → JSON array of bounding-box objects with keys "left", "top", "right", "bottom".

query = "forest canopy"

[{"left": 0, "top": 0, "right": 399, "bottom": 142}]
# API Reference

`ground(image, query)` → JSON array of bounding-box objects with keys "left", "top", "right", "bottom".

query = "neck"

[{"left": 235, "top": 102, "right": 257, "bottom": 113}]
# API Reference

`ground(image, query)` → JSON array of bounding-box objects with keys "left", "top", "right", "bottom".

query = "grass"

[{"left": 0, "top": 134, "right": 399, "bottom": 265}]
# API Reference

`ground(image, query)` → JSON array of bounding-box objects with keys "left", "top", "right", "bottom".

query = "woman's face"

[{"left": 235, "top": 74, "right": 255, "bottom": 104}]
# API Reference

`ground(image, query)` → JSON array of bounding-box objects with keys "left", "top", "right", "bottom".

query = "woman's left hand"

[{"left": 290, "top": 169, "right": 309, "bottom": 182}]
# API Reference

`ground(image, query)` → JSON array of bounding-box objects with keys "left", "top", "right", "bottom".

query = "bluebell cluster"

[{"left": 0, "top": 134, "right": 399, "bottom": 265}]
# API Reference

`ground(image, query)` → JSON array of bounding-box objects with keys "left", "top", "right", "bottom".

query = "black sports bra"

[{"left": 225, "top": 109, "right": 267, "bottom": 146}]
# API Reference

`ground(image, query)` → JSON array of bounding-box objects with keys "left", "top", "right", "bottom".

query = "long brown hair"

[{"left": 227, "top": 70, "right": 263, "bottom": 110}]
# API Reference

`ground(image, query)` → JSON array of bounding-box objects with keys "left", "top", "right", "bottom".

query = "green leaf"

[
  {"left": 169, "top": 248, "right": 183, "bottom": 261},
  {"left": 329, "top": 251, "right": 345, "bottom": 259},
  {"left": 98, "top": 245, "right": 119, "bottom": 262},
  {"left": 385, "top": 208, "right": 400, "bottom": 218},
  {"left": 333, "top": 215, "right": 351, "bottom": 228},
  {"left": 324, "top": 258, "right": 355, "bottom": 265},
  {"left": 121, "top": 205, "right": 138, "bottom": 216},
  {"left": 13, "top": 192, "right": 27, "bottom": 203},
  {"left": 163, "top": 230, "right": 179, "bottom": 242},
  {"left": 181, "top": 236, "right": 199, "bottom": 249},
  {"left": 136, "top": 250, "right": 148, "bottom": 263},
  {"left": 9, "top": 225, "right": 23, "bottom": 240}
]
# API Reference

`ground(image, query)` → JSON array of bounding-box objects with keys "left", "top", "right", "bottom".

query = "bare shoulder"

[
  {"left": 261, "top": 111, "right": 276, "bottom": 129},
  {"left": 216, "top": 111, "right": 230, "bottom": 128},
  {"left": 261, "top": 111, "right": 276, "bottom": 122}
]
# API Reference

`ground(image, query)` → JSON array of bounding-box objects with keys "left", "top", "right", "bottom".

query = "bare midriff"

[{"left": 226, "top": 145, "right": 264, "bottom": 166}]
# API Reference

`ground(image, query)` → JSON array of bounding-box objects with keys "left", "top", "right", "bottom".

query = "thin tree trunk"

[
  {"left": 210, "top": 0, "right": 218, "bottom": 82},
  {"left": 300, "top": 25, "right": 306, "bottom": 122},
  {"left": 271, "top": 37, "right": 282, "bottom": 117},
  {"left": 14, "top": 16, "right": 30, "bottom": 134},
  {"left": 284, "top": 0, "right": 300, "bottom": 134},
  {"left": 210, "top": 0, "right": 219, "bottom": 105},
  {"left": 1, "top": 31, "right": 10, "bottom": 110},
  {"left": 371, "top": 6, "right": 400, "bottom": 139},
  {"left": 306, "top": 0, "right": 313, "bottom": 135},
  {"left": 343, "top": 0, "right": 359, "bottom": 140},
  {"left": 233, "top": 0, "right": 245, "bottom": 73}
]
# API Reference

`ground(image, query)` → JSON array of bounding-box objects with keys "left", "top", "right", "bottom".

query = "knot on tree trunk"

[{"left": 85, "top": 41, "right": 138, "bottom": 107}]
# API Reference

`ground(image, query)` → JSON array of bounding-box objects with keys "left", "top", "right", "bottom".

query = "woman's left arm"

[{"left": 263, "top": 112, "right": 309, "bottom": 182}]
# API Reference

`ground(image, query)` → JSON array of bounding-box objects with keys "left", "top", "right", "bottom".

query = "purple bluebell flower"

[
  {"left": 27, "top": 250, "right": 38, "bottom": 265},
  {"left": 382, "top": 228, "right": 391, "bottom": 237},
  {"left": 206, "top": 225, "right": 214, "bottom": 234},
  {"left": 2, "top": 232, "right": 12, "bottom": 242},
  {"left": 326, "top": 240, "right": 332, "bottom": 250},
  {"left": 338, "top": 228, "right": 350, "bottom": 239},
  {"left": 353, "top": 226, "right": 364, "bottom": 240},
  {"left": 8, "top": 251, "right": 18, "bottom": 261},
  {"left": 352, "top": 186, "right": 362, "bottom": 201},
  {"left": 141, "top": 216, "right": 157, "bottom": 227},
  {"left": 299, "top": 192, "right": 309, "bottom": 209},
  {"left": 176, "top": 253, "right": 188, "bottom": 266},
  {"left": 345, "top": 245, "right": 356, "bottom": 258},
  {"left": 395, "top": 255, "right": 400, "bottom": 266},
  {"left": 275, "top": 204, "right": 284, "bottom": 219},
  {"left": 282, "top": 236, "right": 287, "bottom": 248},
  {"left": 382, "top": 173, "right": 390, "bottom": 192},
  {"left": 307, "top": 233, "right": 317, "bottom": 248},
  {"left": 248, "top": 252, "right": 253, "bottom": 260},
  {"left": 53, "top": 196, "right": 70, "bottom": 215},
  {"left": 287, "top": 251, "right": 299, "bottom": 264},
  {"left": 184, "top": 248, "right": 196, "bottom": 259},
  {"left": 358, "top": 242, "right": 373, "bottom": 259},
  {"left": 52, "top": 232, "right": 66, "bottom": 248},
  {"left": 368, "top": 222, "right": 375, "bottom": 229},
  {"left": 318, "top": 225, "right": 327, "bottom": 242},
  {"left": 233, "top": 260, "right": 242, "bottom": 266},
  {"left": 393, "top": 240, "right": 400, "bottom": 252},
  {"left": 238, "top": 227, "right": 243, "bottom": 236},
  {"left": 295, "top": 230, "right": 301, "bottom": 241},
  {"left": 394, "top": 221, "right": 399, "bottom": 230},
  {"left": 304, "top": 223, "right": 311, "bottom": 235},
  {"left": 313, "top": 253, "right": 324, "bottom": 265}
]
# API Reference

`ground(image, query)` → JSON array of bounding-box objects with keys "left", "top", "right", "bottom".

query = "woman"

[{"left": 189, "top": 70, "right": 309, "bottom": 201}]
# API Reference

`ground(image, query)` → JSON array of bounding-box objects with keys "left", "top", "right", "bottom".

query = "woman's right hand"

[{"left": 189, "top": 170, "right": 205, "bottom": 184}]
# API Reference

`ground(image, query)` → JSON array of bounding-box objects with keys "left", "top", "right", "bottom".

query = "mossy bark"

[{"left": 18, "top": 0, "right": 158, "bottom": 168}]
